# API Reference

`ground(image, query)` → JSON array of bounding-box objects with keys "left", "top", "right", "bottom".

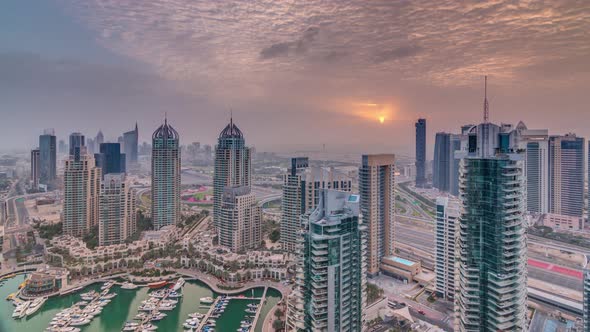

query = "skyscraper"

[
  {"left": 69, "top": 132, "right": 85, "bottom": 156},
  {"left": 449, "top": 134, "right": 463, "bottom": 196},
  {"left": 30, "top": 149, "right": 40, "bottom": 189},
  {"left": 433, "top": 133, "right": 451, "bottom": 192},
  {"left": 99, "top": 173, "right": 136, "bottom": 246},
  {"left": 456, "top": 108, "right": 527, "bottom": 330},
  {"left": 151, "top": 118, "right": 180, "bottom": 230},
  {"left": 415, "top": 118, "right": 427, "bottom": 188},
  {"left": 63, "top": 151, "right": 101, "bottom": 237},
  {"left": 218, "top": 186, "right": 261, "bottom": 252},
  {"left": 281, "top": 157, "right": 352, "bottom": 253},
  {"left": 213, "top": 118, "right": 251, "bottom": 228},
  {"left": 123, "top": 123, "right": 139, "bottom": 168},
  {"left": 515, "top": 123, "right": 549, "bottom": 213},
  {"left": 549, "top": 134, "right": 585, "bottom": 217},
  {"left": 95, "top": 130, "right": 104, "bottom": 147},
  {"left": 39, "top": 130, "right": 57, "bottom": 185},
  {"left": 434, "top": 196, "right": 459, "bottom": 301},
  {"left": 289, "top": 189, "right": 366, "bottom": 332},
  {"left": 87, "top": 138, "right": 95, "bottom": 154},
  {"left": 95, "top": 143, "right": 126, "bottom": 177},
  {"left": 359, "top": 154, "right": 395, "bottom": 276},
  {"left": 584, "top": 255, "right": 590, "bottom": 332}
]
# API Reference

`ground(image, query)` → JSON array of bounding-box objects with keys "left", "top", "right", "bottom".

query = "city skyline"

[{"left": 1, "top": 1, "right": 589, "bottom": 155}]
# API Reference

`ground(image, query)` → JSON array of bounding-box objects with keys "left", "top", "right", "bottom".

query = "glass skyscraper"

[
  {"left": 549, "top": 134, "right": 585, "bottom": 217},
  {"left": 95, "top": 143, "right": 126, "bottom": 177},
  {"left": 123, "top": 123, "right": 139, "bottom": 168},
  {"left": 213, "top": 118, "right": 251, "bottom": 229},
  {"left": 415, "top": 118, "right": 427, "bottom": 188},
  {"left": 289, "top": 189, "right": 366, "bottom": 332},
  {"left": 151, "top": 118, "right": 180, "bottom": 230},
  {"left": 39, "top": 131, "right": 57, "bottom": 185},
  {"left": 456, "top": 122, "right": 527, "bottom": 332},
  {"left": 69, "top": 132, "right": 85, "bottom": 156},
  {"left": 433, "top": 133, "right": 451, "bottom": 192}
]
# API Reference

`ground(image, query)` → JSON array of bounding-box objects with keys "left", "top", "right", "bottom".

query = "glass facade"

[{"left": 415, "top": 118, "right": 427, "bottom": 187}]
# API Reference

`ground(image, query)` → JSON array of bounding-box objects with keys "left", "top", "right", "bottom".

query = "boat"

[
  {"left": 13, "top": 301, "right": 30, "bottom": 319},
  {"left": 134, "top": 313, "right": 149, "bottom": 320},
  {"left": 6, "top": 293, "right": 15, "bottom": 300},
  {"left": 141, "top": 323, "right": 158, "bottom": 331},
  {"left": 200, "top": 297, "right": 215, "bottom": 304},
  {"left": 245, "top": 308, "right": 257, "bottom": 314},
  {"left": 100, "top": 281, "right": 114, "bottom": 290},
  {"left": 147, "top": 281, "right": 168, "bottom": 289},
  {"left": 188, "top": 312, "right": 204, "bottom": 319},
  {"left": 19, "top": 279, "right": 29, "bottom": 289},
  {"left": 168, "top": 291, "right": 182, "bottom": 298},
  {"left": 70, "top": 317, "right": 91, "bottom": 326},
  {"left": 101, "top": 292, "right": 117, "bottom": 300},
  {"left": 73, "top": 301, "right": 88, "bottom": 307},
  {"left": 149, "top": 290, "right": 167, "bottom": 298},
  {"left": 45, "top": 327, "right": 81, "bottom": 332},
  {"left": 25, "top": 297, "right": 48, "bottom": 317},
  {"left": 183, "top": 319, "right": 199, "bottom": 329},
  {"left": 172, "top": 277, "right": 185, "bottom": 291},
  {"left": 122, "top": 321, "right": 139, "bottom": 331},
  {"left": 121, "top": 282, "right": 138, "bottom": 290},
  {"left": 151, "top": 312, "right": 167, "bottom": 321},
  {"left": 246, "top": 303, "right": 258, "bottom": 308}
]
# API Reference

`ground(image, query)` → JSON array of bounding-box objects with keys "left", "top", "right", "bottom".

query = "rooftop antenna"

[
  {"left": 230, "top": 109, "right": 233, "bottom": 127},
  {"left": 483, "top": 75, "right": 489, "bottom": 123},
  {"left": 164, "top": 112, "right": 168, "bottom": 125}
]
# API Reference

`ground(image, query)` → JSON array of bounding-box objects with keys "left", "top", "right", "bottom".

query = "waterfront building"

[
  {"left": 290, "top": 189, "right": 367, "bottom": 332},
  {"left": 218, "top": 186, "right": 261, "bottom": 252},
  {"left": 123, "top": 123, "right": 139, "bottom": 168},
  {"left": 549, "top": 134, "right": 585, "bottom": 217},
  {"left": 21, "top": 268, "right": 69, "bottom": 297},
  {"left": 515, "top": 124, "right": 549, "bottom": 213},
  {"left": 358, "top": 154, "right": 395, "bottom": 276},
  {"left": 434, "top": 196, "right": 459, "bottom": 301},
  {"left": 31, "top": 149, "right": 40, "bottom": 189},
  {"left": 63, "top": 149, "right": 101, "bottom": 237},
  {"left": 99, "top": 173, "right": 136, "bottom": 246},
  {"left": 213, "top": 118, "right": 251, "bottom": 228},
  {"left": 281, "top": 157, "right": 352, "bottom": 253},
  {"left": 415, "top": 118, "right": 427, "bottom": 187},
  {"left": 69, "top": 132, "right": 85, "bottom": 156},
  {"left": 39, "top": 130, "right": 57, "bottom": 185},
  {"left": 151, "top": 118, "right": 180, "bottom": 230},
  {"left": 95, "top": 143, "right": 126, "bottom": 177}
]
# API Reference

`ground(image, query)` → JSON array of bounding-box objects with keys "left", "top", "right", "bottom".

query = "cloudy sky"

[{"left": 1, "top": 0, "right": 589, "bottom": 156}]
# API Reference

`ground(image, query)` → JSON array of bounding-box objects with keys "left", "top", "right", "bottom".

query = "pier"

[
  {"left": 196, "top": 297, "right": 222, "bottom": 331},
  {"left": 250, "top": 287, "right": 268, "bottom": 332}
]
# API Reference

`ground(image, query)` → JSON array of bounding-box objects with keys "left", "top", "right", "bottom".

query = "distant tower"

[
  {"left": 548, "top": 134, "right": 585, "bottom": 217},
  {"left": 63, "top": 150, "right": 101, "bottom": 237},
  {"left": 95, "top": 130, "right": 104, "bottom": 147},
  {"left": 288, "top": 190, "right": 366, "bottom": 332},
  {"left": 69, "top": 132, "right": 85, "bottom": 156},
  {"left": 359, "top": 154, "right": 396, "bottom": 276},
  {"left": 99, "top": 173, "right": 136, "bottom": 246},
  {"left": 213, "top": 117, "right": 251, "bottom": 229},
  {"left": 95, "top": 143, "right": 126, "bottom": 177},
  {"left": 39, "top": 131, "right": 57, "bottom": 185},
  {"left": 415, "top": 118, "right": 427, "bottom": 187},
  {"left": 123, "top": 123, "right": 139, "bottom": 168},
  {"left": 151, "top": 118, "right": 181, "bottom": 230},
  {"left": 30, "top": 149, "right": 40, "bottom": 189}
]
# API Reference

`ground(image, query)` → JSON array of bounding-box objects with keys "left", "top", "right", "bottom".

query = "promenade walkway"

[{"left": 177, "top": 269, "right": 290, "bottom": 297}]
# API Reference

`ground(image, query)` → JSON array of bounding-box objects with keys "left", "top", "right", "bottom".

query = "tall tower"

[
  {"left": 95, "top": 130, "right": 104, "bottom": 147},
  {"left": 289, "top": 190, "right": 366, "bottom": 332},
  {"left": 456, "top": 80, "right": 527, "bottom": 331},
  {"left": 515, "top": 124, "right": 549, "bottom": 213},
  {"left": 95, "top": 143, "right": 126, "bottom": 177},
  {"left": 213, "top": 118, "right": 251, "bottom": 228},
  {"left": 99, "top": 173, "right": 136, "bottom": 246},
  {"left": 434, "top": 196, "right": 459, "bottom": 301},
  {"left": 433, "top": 133, "right": 452, "bottom": 192},
  {"left": 415, "top": 118, "right": 427, "bottom": 188},
  {"left": 123, "top": 123, "right": 139, "bottom": 168},
  {"left": 359, "top": 154, "right": 395, "bottom": 276},
  {"left": 584, "top": 255, "right": 590, "bottom": 332},
  {"left": 548, "top": 134, "right": 585, "bottom": 217},
  {"left": 69, "top": 132, "right": 85, "bottom": 156},
  {"left": 39, "top": 130, "right": 57, "bottom": 185},
  {"left": 31, "top": 149, "right": 40, "bottom": 190},
  {"left": 281, "top": 157, "right": 352, "bottom": 253},
  {"left": 63, "top": 151, "right": 101, "bottom": 237},
  {"left": 218, "top": 186, "right": 261, "bottom": 252},
  {"left": 151, "top": 118, "right": 180, "bottom": 230}
]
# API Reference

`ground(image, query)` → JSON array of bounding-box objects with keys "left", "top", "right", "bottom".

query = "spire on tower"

[{"left": 483, "top": 75, "right": 489, "bottom": 123}]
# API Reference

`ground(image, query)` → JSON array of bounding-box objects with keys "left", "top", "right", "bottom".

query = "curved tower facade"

[{"left": 151, "top": 118, "right": 180, "bottom": 230}]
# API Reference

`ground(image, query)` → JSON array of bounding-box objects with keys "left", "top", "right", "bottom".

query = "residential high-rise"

[
  {"left": 415, "top": 118, "right": 427, "bottom": 188},
  {"left": 456, "top": 119, "right": 527, "bottom": 331},
  {"left": 515, "top": 123, "right": 549, "bottom": 213},
  {"left": 218, "top": 186, "right": 261, "bottom": 252},
  {"left": 359, "top": 154, "right": 395, "bottom": 276},
  {"left": 31, "top": 149, "right": 40, "bottom": 189},
  {"left": 123, "top": 123, "right": 139, "bottom": 168},
  {"left": 63, "top": 150, "right": 101, "bottom": 237},
  {"left": 549, "top": 134, "right": 585, "bottom": 217},
  {"left": 213, "top": 118, "right": 251, "bottom": 228},
  {"left": 449, "top": 134, "right": 463, "bottom": 196},
  {"left": 95, "top": 143, "right": 126, "bottom": 177},
  {"left": 434, "top": 196, "right": 459, "bottom": 301},
  {"left": 151, "top": 118, "right": 180, "bottom": 230},
  {"left": 281, "top": 157, "right": 352, "bottom": 253},
  {"left": 69, "top": 132, "right": 85, "bottom": 156},
  {"left": 289, "top": 189, "right": 366, "bottom": 332},
  {"left": 584, "top": 255, "right": 590, "bottom": 332},
  {"left": 99, "top": 173, "right": 136, "bottom": 246},
  {"left": 39, "top": 131, "right": 57, "bottom": 185}
]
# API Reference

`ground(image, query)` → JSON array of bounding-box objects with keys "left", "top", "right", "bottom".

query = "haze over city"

[{"left": 2, "top": 0, "right": 589, "bottom": 154}]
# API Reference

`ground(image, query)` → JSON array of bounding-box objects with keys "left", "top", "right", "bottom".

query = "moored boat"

[
  {"left": 200, "top": 296, "right": 214, "bottom": 304},
  {"left": 25, "top": 297, "right": 48, "bottom": 317},
  {"left": 147, "top": 281, "right": 168, "bottom": 289}
]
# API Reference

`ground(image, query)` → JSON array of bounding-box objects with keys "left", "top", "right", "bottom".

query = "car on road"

[{"left": 417, "top": 309, "right": 426, "bottom": 315}]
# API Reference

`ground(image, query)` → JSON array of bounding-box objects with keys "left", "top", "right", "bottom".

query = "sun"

[{"left": 379, "top": 116, "right": 385, "bottom": 124}]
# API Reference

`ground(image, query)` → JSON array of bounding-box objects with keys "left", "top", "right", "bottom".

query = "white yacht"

[
  {"left": 121, "top": 282, "right": 138, "bottom": 290},
  {"left": 13, "top": 301, "right": 30, "bottom": 319},
  {"left": 25, "top": 297, "right": 48, "bottom": 317}
]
